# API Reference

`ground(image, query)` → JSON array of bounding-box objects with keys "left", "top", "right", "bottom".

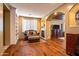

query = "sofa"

[{"left": 24, "top": 30, "right": 40, "bottom": 43}]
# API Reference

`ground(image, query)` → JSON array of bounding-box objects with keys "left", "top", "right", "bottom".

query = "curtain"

[{"left": 22, "top": 17, "right": 37, "bottom": 32}]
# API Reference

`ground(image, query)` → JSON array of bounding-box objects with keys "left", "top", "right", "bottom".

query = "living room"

[{"left": 1, "top": 3, "right": 79, "bottom": 56}]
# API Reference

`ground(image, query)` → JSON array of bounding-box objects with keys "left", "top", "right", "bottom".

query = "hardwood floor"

[{"left": 3, "top": 38, "right": 68, "bottom": 56}]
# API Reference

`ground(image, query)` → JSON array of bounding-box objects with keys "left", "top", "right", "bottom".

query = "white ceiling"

[{"left": 10, "top": 3, "right": 63, "bottom": 18}]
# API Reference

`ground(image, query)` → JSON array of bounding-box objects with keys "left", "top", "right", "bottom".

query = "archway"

[
  {"left": 51, "top": 12, "right": 65, "bottom": 39},
  {"left": 46, "top": 12, "right": 65, "bottom": 39}
]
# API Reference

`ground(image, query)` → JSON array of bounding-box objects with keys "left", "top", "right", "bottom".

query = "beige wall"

[
  {"left": 37, "top": 19, "right": 41, "bottom": 33},
  {"left": 18, "top": 16, "right": 22, "bottom": 34},
  {"left": 66, "top": 4, "right": 79, "bottom": 34},
  {"left": 0, "top": 3, "right": 3, "bottom": 48},
  {"left": 41, "top": 19, "right": 45, "bottom": 31},
  {"left": 45, "top": 20, "right": 51, "bottom": 39},
  {"left": 18, "top": 16, "right": 23, "bottom": 39},
  {"left": 41, "top": 19, "right": 45, "bottom": 27}
]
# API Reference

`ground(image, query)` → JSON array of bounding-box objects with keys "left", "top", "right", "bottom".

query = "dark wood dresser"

[{"left": 66, "top": 33, "right": 79, "bottom": 56}]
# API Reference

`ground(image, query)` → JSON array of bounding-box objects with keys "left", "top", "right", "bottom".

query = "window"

[
  {"left": 22, "top": 17, "right": 37, "bottom": 32},
  {"left": 22, "top": 19, "right": 27, "bottom": 32}
]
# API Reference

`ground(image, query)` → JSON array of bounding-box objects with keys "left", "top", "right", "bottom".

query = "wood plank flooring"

[{"left": 3, "top": 38, "right": 68, "bottom": 56}]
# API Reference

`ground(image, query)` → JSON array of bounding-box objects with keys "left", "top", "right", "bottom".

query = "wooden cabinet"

[{"left": 66, "top": 34, "right": 79, "bottom": 55}]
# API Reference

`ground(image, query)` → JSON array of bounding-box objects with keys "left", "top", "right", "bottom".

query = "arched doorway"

[
  {"left": 50, "top": 12, "right": 65, "bottom": 39},
  {"left": 46, "top": 12, "right": 65, "bottom": 39}
]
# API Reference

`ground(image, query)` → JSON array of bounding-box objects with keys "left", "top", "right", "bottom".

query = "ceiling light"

[{"left": 54, "top": 12, "right": 57, "bottom": 15}]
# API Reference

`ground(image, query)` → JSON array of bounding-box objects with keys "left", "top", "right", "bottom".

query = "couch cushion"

[
  {"left": 25, "top": 30, "right": 38, "bottom": 36},
  {"left": 33, "top": 31, "right": 37, "bottom": 35}
]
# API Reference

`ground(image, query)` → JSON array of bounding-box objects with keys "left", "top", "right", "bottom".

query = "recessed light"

[{"left": 54, "top": 12, "right": 57, "bottom": 15}]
